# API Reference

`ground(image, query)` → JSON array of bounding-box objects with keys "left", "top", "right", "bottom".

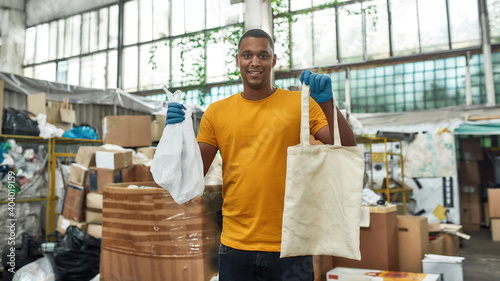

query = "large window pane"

[
  {"left": 206, "top": 31, "right": 225, "bottom": 83},
  {"left": 339, "top": 3, "right": 363, "bottom": 62},
  {"left": 449, "top": 0, "right": 480, "bottom": 48},
  {"left": 418, "top": 0, "right": 449, "bottom": 52},
  {"left": 109, "top": 5, "right": 119, "bottom": 48},
  {"left": 124, "top": 0, "right": 138, "bottom": 45},
  {"left": 56, "top": 60, "right": 68, "bottom": 84},
  {"left": 186, "top": 0, "right": 204, "bottom": 33},
  {"left": 171, "top": 37, "right": 203, "bottom": 87},
  {"left": 34, "top": 63, "right": 56, "bottom": 82},
  {"left": 171, "top": 0, "right": 185, "bottom": 35},
  {"left": 36, "top": 24, "right": 49, "bottom": 63},
  {"left": 108, "top": 50, "right": 118, "bottom": 88},
  {"left": 221, "top": 0, "right": 243, "bottom": 25},
  {"left": 24, "top": 27, "right": 36, "bottom": 65},
  {"left": 366, "top": 0, "right": 389, "bottom": 60},
  {"left": 153, "top": 0, "right": 169, "bottom": 39},
  {"left": 313, "top": 8, "right": 336, "bottom": 66},
  {"left": 92, "top": 52, "right": 107, "bottom": 89},
  {"left": 64, "top": 17, "right": 72, "bottom": 57},
  {"left": 391, "top": 0, "right": 419, "bottom": 56},
  {"left": 140, "top": 0, "right": 153, "bottom": 42},
  {"left": 49, "top": 21, "right": 58, "bottom": 60},
  {"left": 89, "top": 11, "right": 98, "bottom": 52},
  {"left": 207, "top": 0, "right": 221, "bottom": 29},
  {"left": 291, "top": 0, "right": 311, "bottom": 11},
  {"left": 123, "top": 46, "right": 138, "bottom": 91},
  {"left": 68, "top": 58, "right": 80, "bottom": 85},
  {"left": 57, "top": 19, "right": 65, "bottom": 58},
  {"left": 99, "top": 8, "right": 109, "bottom": 50},
  {"left": 80, "top": 56, "right": 92, "bottom": 88},
  {"left": 139, "top": 43, "right": 169, "bottom": 90},
  {"left": 274, "top": 17, "right": 290, "bottom": 71},
  {"left": 291, "top": 14, "right": 313, "bottom": 69},
  {"left": 71, "top": 15, "right": 81, "bottom": 56},
  {"left": 488, "top": 0, "right": 500, "bottom": 43},
  {"left": 81, "top": 13, "right": 90, "bottom": 53}
]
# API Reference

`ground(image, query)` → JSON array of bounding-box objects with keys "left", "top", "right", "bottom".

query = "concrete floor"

[{"left": 459, "top": 227, "right": 500, "bottom": 281}]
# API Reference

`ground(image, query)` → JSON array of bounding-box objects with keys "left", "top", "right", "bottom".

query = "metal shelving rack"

[
  {"left": 48, "top": 137, "right": 102, "bottom": 234},
  {"left": 357, "top": 136, "right": 407, "bottom": 215},
  {"left": 0, "top": 135, "right": 102, "bottom": 235}
]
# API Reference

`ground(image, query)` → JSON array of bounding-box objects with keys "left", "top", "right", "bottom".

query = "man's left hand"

[{"left": 299, "top": 70, "right": 333, "bottom": 103}]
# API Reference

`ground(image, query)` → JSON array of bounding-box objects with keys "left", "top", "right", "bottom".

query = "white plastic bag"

[{"left": 151, "top": 88, "right": 205, "bottom": 204}]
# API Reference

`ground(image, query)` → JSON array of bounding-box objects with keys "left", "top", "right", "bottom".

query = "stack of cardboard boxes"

[
  {"left": 58, "top": 143, "right": 156, "bottom": 238},
  {"left": 27, "top": 93, "right": 76, "bottom": 131},
  {"left": 100, "top": 182, "right": 222, "bottom": 281}
]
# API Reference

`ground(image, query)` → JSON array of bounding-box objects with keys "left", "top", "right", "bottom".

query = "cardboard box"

[
  {"left": 460, "top": 138, "right": 483, "bottom": 161},
  {"left": 103, "top": 115, "right": 152, "bottom": 147},
  {"left": 86, "top": 209, "right": 103, "bottom": 224},
  {"left": 89, "top": 166, "right": 134, "bottom": 194},
  {"left": 134, "top": 164, "right": 154, "bottom": 182},
  {"left": 27, "top": 92, "right": 47, "bottom": 116},
  {"left": 95, "top": 150, "right": 133, "bottom": 169},
  {"left": 100, "top": 181, "right": 221, "bottom": 281},
  {"left": 86, "top": 192, "right": 103, "bottom": 210},
  {"left": 75, "top": 146, "right": 105, "bottom": 168},
  {"left": 487, "top": 188, "right": 500, "bottom": 218},
  {"left": 68, "top": 163, "right": 89, "bottom": 186},
  {"left": 491, "top": 218, "right": 500, "bottom": 241},
  {"left": 61, "top": 183, "right": 86, "bottom": 222},
  {"left": 332, "top": 207, "right": 399, "bottom": 271},
  {"left": 29, "top": 93, "right": 76, "bottom": 129},
  {"left": 429, "top": 236, "right": 444, "bottom": 255},
  {"left": 151, "top": 121, "right": 163, "bottom": 142},
  {"left": 422, "top": 255, "right": 464, "bottom": 281},
  {"left": 326, "top": 267, "right": 440, "bottom": 281},
  {"left": 436, "top": 233, "right": 459, "bottom": 256},
  {"left": 57, "top": 215, "right": 88, "bottom": 235},
  {"left": 87, "top": 224, "right": 103, "bottom": 239},
  {"left": 397, "top": 215, "right": 429, "bottom": 273},
  {"left": 137, "top": 147, "right": 157, "bottom": 159}
]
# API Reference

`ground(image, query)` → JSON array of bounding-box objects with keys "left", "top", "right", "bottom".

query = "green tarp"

[{"left": 455, "top": 123, "right": 500, "bottom": 135}]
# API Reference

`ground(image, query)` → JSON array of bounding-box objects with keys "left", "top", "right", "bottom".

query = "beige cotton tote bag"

[{"left": 280, "top": 83, "right": 364, "bottom": 260}]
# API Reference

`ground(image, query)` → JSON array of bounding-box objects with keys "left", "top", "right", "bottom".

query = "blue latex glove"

[
  {"left": 299, "top": 70, "right": 333, "bottom": 103},
  {"left": 165, "top": 102, "right": 186, "bottom": 125}
]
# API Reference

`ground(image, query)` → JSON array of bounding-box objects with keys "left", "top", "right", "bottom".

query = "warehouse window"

[{"left": 22, "top": 0, "right": 499, "bottom": 113}]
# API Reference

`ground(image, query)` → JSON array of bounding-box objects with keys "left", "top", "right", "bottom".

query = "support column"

[
  {"left": 244, "top": 0, "right": 274, "bottom": 84},
  {"left": 0, "top": 1, "right": 26, "bottom": 75},
  {"left": 479, "top": 0, "right": 495, "bottom": 106}
]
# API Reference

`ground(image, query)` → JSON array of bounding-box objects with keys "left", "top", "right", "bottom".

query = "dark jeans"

[{"left": 218, "top": 244, "right": 314, "bottom": 281}]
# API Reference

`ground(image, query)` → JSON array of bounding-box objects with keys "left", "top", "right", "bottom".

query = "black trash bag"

[
  {"left": 52, "top": 226, "right": 101, "bottom": 281},
  {"left": 2, "top": 108, "right": 40, "bottom": 136}
]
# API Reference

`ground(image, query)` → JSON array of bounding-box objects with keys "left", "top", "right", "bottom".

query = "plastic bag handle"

[{"left": 162, "top": 85, "right": 184, "bottom": 103}]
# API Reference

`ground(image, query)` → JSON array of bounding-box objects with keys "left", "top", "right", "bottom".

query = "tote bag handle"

[{"left": 300, "top": 83, "right": 342, "bottom": 146}]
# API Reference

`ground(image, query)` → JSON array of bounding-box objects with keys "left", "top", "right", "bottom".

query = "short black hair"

[{"left": 238, "top": 29, "right": 274, "bottom": 52}]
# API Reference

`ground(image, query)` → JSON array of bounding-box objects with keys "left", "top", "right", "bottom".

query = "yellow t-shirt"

[{"left": 196, "top": 88, "right": 328, "bottom": 252}]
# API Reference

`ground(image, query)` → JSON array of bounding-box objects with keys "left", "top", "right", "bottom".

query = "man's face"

[{"left": 236, "top": 37, "right": 277, "bottom": 90}]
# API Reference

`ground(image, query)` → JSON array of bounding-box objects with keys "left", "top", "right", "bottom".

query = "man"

[{"left": 166, "top": 29, "right": 356, "bottom": 280}]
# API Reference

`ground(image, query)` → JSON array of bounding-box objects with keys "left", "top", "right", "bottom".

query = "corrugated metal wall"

[{"left": 3, "top": 88, "right": 150, "bottom": 139}]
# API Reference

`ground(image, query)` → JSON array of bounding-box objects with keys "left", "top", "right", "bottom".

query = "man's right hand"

[{"left": 165, "top": 102, "right": 186, "bottom": 125}]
